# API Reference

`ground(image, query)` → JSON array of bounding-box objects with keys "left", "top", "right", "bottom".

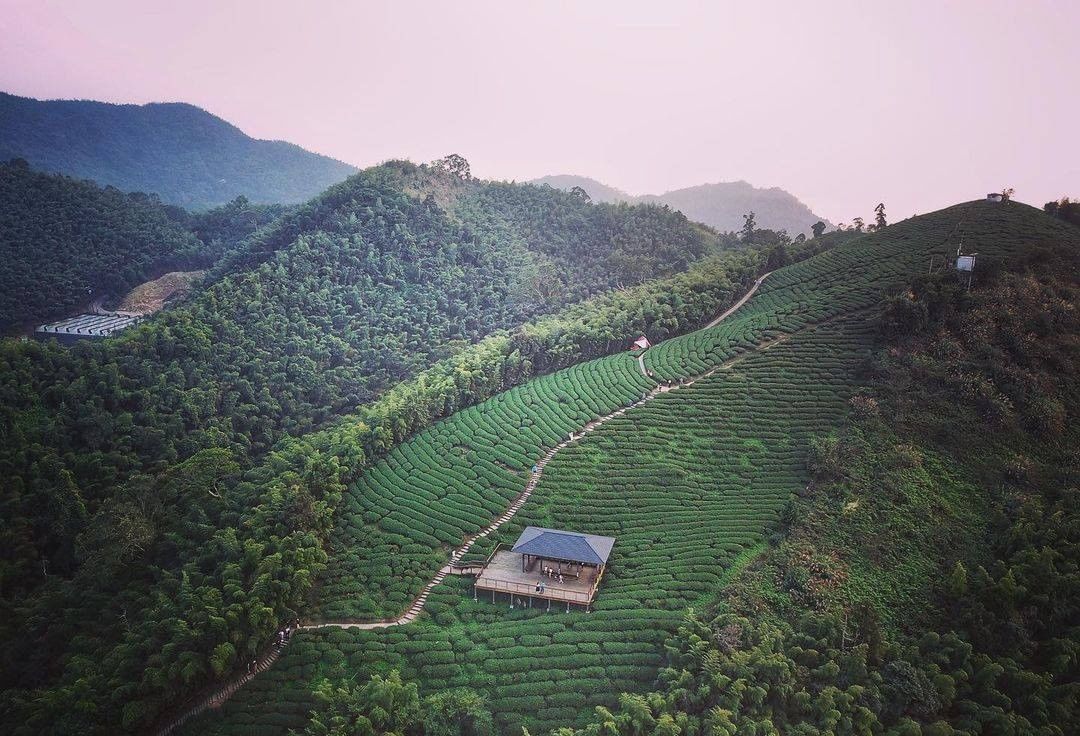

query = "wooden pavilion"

[{"left": 471, "top": 527, "right": 615, "bottom": 611}]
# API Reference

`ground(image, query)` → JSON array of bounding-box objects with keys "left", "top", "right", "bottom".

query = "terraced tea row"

[
  {"left": 193, "top": 316, "right": 875, "bottom": 736},
  {"left": 258, "top": 208, "right": 989, "bottom": 627},
  {"left": 453, "top": 315, "right": 874, "bottom": 614},
  {"left": 510, "top": 316, "right": 874, "bottom": 615},
  {"left": 315, "top": 352, "right": 655, "bottom": 619},
  {"left": 194, "top": 607, "right": 674, "bottom": 736},
  {"left": 644, "top": 200, "right": 1027, "bottom": 380}
]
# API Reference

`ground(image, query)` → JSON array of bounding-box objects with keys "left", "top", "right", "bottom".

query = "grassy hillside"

[
  {"left": 532, "top": 174, "right": 829, "bottom": 235},
  {"left": 185, "top": 200, "right": 1079, "bottom": 735},
  {"left": 0, "top": 158, "right": 211, "bottom": 331},
  {"left": 0, "top": 165, "right": 749, "bottom": 735},
  {"left": 0, "top": 92, "right": 357, "bottom": 209}
]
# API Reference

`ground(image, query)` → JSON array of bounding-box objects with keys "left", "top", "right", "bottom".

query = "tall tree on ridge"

[
  {"left": 435, "top": 154, "right": 471, "bottom": 181},
  {"left": 740, "top": 211, "right": 757, "bottom": 243}
]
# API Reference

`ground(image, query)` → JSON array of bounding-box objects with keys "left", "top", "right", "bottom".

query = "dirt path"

[
  {"left": 635, "top": 271, "right": 772, "bottom": 377},
  {"left": 152, "top": 270, "right": 776, "bottom": 736},
  {"left": 704, "top": 271, "right": 772, "bottom": 330},
  {"left": 306, "top": 389, "right": 661, "bottom": 632}
]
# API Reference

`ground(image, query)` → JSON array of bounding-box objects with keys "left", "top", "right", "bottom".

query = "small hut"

[
  {"left": 986, "top": 192, "right": 1003, "bottom": 203},
  {"left": 511, "top": 526, "right": 614, "bottom": 579},
  {"left": 471, "top": 526, "right": 615, "bottom": 609},
  {"left": 630, "top": 335, "right": 651, "bottom": 351}
]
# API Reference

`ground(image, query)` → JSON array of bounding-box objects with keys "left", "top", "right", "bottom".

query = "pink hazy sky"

[{"left": 1, "top": 0, "right": 1077, "bottom": 221}]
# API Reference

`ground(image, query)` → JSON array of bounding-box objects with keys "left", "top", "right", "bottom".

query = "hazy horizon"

[{"left": 2, "top": 1, "right": 1077, "bottom": 221}]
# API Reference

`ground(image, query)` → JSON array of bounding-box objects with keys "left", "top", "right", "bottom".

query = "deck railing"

[{"left": 474, "top": 576, "right": 594, "bottom": 604}]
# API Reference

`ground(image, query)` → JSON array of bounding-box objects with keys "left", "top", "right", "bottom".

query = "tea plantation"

[
  {"left": 314, "top": 353, "right": 654, "bottom": 620},
  {"left": 187, "top": 201, "right": 1071, "bottom": 735},
  {"left": 643, "top": 199, "right": 1049, "bottom": 381}
]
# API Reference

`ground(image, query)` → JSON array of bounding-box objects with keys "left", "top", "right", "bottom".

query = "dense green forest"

[
  {"left": 176, "top": 195, "right": 291, "bottom": 261},
  {"left": 0, "top": 160, "right": 773, "bottom": 734},
  {"left": 0, "top": 159, "right": 289, "bottom": 331},
  {"left": 0, "top": 162, "right": 720, "bottom": 581},
  {"left": 0, "top": 92, "right": 357, "bottom": 209},
  {"left": 555, "top": 224, "right": 1080, "bottom": 735},
  {"left": 0, "top": 159, "right": 207, "bottom": 330}
]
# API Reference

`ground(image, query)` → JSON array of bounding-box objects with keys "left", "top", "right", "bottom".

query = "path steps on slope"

[
  {"left": 704, "top": 271, "right": 772, "bottom": 330},
  {"left": 153, "top": 270, "right": 774, "bottom": 736},
  {"left": 156, "top": 640, "right": 288, "bottom": 736},
  {"left": 305, "top": 390, "right": 659, "bottom": 631}
]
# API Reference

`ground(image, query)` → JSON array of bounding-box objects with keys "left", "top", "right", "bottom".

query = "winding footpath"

[
  {"left": 153, "top": 271, "right": 773, "bottom": 736},
  {"left": 704, "top": 271, "right": 772, "bottom": 330},
  {"left": 635, "top": 271, "right": 771, "bottom": 378}
]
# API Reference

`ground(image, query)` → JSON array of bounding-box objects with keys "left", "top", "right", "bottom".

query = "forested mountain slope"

[
  {"left": 184, "top": 200, "right": 1079, "bottom": 736},
  {"left": 0, "top": 92, "right": 357, "bottom": 209},
  {"left": 0, "top": 159, "right": 212, "bottom": 331},
  {"left": 532, "top": 174, "right": 829, "bottom": 235},
  {"left": 0, "top": 164, "right": 741, "bottom": 735}
]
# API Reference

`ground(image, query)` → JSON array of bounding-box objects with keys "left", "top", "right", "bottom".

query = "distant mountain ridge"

[
  {"left": 531, "top": 174, "right": 830, "bottom": 236},
  {"left": 0, "top": 92, "right": 357, "bottom": 209}
]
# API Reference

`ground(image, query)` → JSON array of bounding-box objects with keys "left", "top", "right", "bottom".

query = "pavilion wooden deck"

[{"left": 473, "top": 550, "right": 602, "bottom": 607}]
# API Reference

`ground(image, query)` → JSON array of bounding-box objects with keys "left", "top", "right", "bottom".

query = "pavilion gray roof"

[{"left": 511, "top": 526, "right": 615, "bottom": 566}]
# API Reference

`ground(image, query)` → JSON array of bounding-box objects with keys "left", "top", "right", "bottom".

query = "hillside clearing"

[{"left": 115, "top": 270, "right": 206, "bottom": 314}]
